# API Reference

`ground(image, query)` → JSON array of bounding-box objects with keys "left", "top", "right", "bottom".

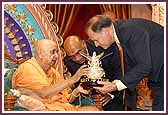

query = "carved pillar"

[
  {"left": 136, "top": 77, "right": 153, "bottom": 110},
  {"left": 151, "top": 4, "right": 164, "bottom": 26}
]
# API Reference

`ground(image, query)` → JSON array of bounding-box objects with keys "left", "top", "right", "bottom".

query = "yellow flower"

[
  {"left": 5, "top": 4, "right": 16, "bottom": 14},
  {"left": 25, "top": 25, "right": 35, "bottom": 36},
  {"left": 17, "top": 12, "right": 27, "bottom": 24}
]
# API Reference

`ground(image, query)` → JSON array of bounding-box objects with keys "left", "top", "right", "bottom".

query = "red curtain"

[
  {"left": 46, "top": 4, "right": 131, "bottom": 40},
  {"left": 46, "top": 4, "right": 80, "bottom": 39},
  {"left": 99, "top": 4, "right": 131, "bottom": 20}
]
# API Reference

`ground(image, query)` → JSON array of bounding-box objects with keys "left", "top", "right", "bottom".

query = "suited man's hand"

[
  {"left": 100, "top": 94, "right": 111, "bottom": 106},
  {"left": 93, "top": 81, "right": 117, "bottom": 94}
]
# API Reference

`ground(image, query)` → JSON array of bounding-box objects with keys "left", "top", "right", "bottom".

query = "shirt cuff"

[{"left": 112, "top": 80, "right": 127, "bottom": 91}]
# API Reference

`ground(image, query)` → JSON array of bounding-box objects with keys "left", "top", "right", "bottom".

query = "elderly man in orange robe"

[{"left": 12, "top": 39, "right": 99, "bottom": 111}]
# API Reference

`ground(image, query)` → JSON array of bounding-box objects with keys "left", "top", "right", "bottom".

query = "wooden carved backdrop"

[
  {"left": 151, "top": 4, "right": 164, "bottom": 26},
  {"left": 4, "top": 4, "right": 64, "bottom": 76}
]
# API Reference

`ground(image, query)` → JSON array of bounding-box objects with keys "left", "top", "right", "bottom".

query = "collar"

[{"left": 112, "top": 24, "right": 120, "bottom": 44}]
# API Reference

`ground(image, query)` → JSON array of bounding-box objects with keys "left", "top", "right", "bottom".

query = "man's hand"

[
  {"left": 77, "top": 84, "right": 90, "bottom": 95},
  {"left": 100, "top": 94, "right": 111, "bottom": 106},
  {"left": 71, "top": 65, "right": 89, "bottom": 83},
  {"left": 93, "top": 81, "right": 117, "bottom": 94}
]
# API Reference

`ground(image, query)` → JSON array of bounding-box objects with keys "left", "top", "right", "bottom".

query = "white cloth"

[{"left": 112, "top": 80, "right": 127, "bottom": 91}]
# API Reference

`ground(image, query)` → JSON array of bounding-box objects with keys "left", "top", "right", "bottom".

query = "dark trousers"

[
  {"left": 125, "top": 90, "right": 137, "bottom": 111},
  {"left": 152, "top": 86, "right": 164, "bottom": 111},
  {"left": 149, "top": 67, "right": 164, "bottom": 111}
]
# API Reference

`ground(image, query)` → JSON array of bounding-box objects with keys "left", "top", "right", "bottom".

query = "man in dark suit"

[
  {"left": 85, "top": 15, "right": 164, "bottom": 111},
  {"left": 63, "top": 35, "right": 124, "bottom": 110}
]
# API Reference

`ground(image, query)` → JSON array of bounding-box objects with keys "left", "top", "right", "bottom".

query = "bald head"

[
  {"left": 35, "top": 39, "right": 57, "bottom": 54},
  {"left": 63, "top": 36, "right": 87, "bottom": 64},
  {"left": 64, "top": 35, "right": 82, "bottom": 46},
  {"left": 63, "top": 36, "right": 83, "bottom": 54}
]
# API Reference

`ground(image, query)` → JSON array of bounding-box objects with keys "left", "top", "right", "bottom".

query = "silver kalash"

[
  {"left": 87, "top": 52, "right": 105, "bottom": 79},
  {"left": 80, "top": 52, "right": 113, "bottom": 98},
  {"left": 80, "top": 52, "right": 108, "bottom": 84}
]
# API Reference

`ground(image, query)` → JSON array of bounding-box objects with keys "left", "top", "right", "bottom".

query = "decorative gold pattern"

[
  {"left": 17, "top": 12, "right": 27, "bottom": 24},
  {"left": 5, "top": 4, "right": 36, "bottom": 43},
  {"left": 4, "top": 11, "right": 28, "bottom": 64},
  {"left": 5, "top": 4, "right": 16, "bottom": 14},
  {"left": 40, "top": 4, "right": 46, "bottom": 10},
  {"left": 4, "top": 17, "right": 9, "bottom": 27},
  {"left": 10, "top": 37, "right": 23, "bottom": 45},
  {"left": 14, "top": 44, "right": 26, "bottom": 51},
  {"left": 25, "top": 25, "right": 35, "bottom": 36},
  {"left": 4, "top": 45, "right": 14, "bottom": 61},
  {"left": 57, "top": 35, "right": 63, "bottom": 46},
  {"left": 16, "top": 51, "right": 28, "bottom": 58},
  {"left": 5, "top": 4, "right": 65, "bottom": 73},
  {"left": 60, "top": 47, "right": 66, "bottom": 59},
  {"left": 29, "top": 37, "right": 38, "bottom": 48},
  {"left": 33, "top": 4, "right": 52, "bottom": 40},
  {"left": 151, "top": 4, "right": 164, "bottom": 26},
  {"left": 5, "top": 23, "right": 14, "bottom": 34},
  {"left": 8, "top": 29, "right": 19, "bottom": 39},
  {"left": 5, "top": 4, "right": 64, "bottom": 65},
  {"left": 45, "top": 10, "right": 53, "bottom": 22},
  {"left": 51, "top": 22, "right": 59, "bottom": 34},
  {"left": 4, "top": 4, "right": 63, "bottom": 65}
]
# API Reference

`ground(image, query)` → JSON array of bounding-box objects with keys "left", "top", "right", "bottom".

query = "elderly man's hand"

[
  {"left": 71, "top": 65, "right": 89, "bottom": 83},
  {"left": 93, "top": 81, "right": 117, "bottom": 94},
  {"left": 77, "top": 84, "right": 90, "bottom": 95}
]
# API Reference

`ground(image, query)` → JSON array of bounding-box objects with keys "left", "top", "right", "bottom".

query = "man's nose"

[
  {"left": 94, "top": 41, "right": 99, "bottom": 47},
  {"left": 74, "top": 55, "right": 81, "bottom": 61}
]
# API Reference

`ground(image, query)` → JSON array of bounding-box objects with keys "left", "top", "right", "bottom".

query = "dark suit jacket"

[
  {"left": 114, "top": 18, "right": 164, "bottom": 109},
  {"left": 114, "top": 18, "right": 164, "bottom": 90}
]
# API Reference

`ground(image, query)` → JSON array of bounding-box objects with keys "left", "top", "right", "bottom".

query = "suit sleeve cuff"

[{"left": 112, "top": 80, "right": 127, "bottom": 91}]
